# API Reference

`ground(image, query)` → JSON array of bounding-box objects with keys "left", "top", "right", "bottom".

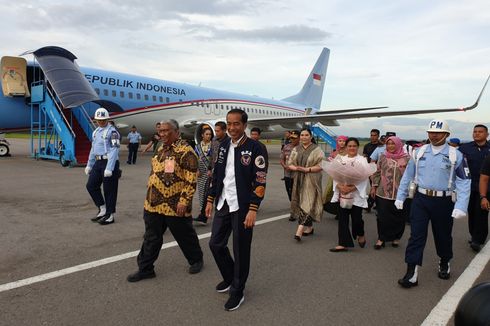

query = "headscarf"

[
  {"left": 384, "top": 136, "right": 407, "bottom": 160},
  {"left": 330, "top": 135, "right": 348, "bottom": 159}
]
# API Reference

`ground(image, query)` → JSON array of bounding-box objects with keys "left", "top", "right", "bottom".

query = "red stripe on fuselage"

[{"left": 109, "top": 98, "right": 304, "bottom": 118}]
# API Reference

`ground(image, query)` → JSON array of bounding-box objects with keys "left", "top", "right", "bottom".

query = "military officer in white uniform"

[{"left": 85, "top": 107, "right": 121, "bottom": 225}]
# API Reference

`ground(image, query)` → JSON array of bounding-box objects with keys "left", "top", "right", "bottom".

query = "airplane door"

[{"left": 1, "top": 56, "right": 30, "bottom": 97}]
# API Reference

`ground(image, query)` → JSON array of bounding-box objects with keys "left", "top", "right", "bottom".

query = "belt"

[
  {"left": 418, "top": 187, "right": 452, "bottom": 197},
  {"left": 95, "top": 155, "right": 108, "bottom": 160}
]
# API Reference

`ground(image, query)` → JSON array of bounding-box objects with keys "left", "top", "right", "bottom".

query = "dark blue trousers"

[
  {"left": 405, "top": 192, "right": 454, "bottom": 266},
  {"left": 127, "top": 143, "right": 139, "bottom": 164},
  {"left": 86, "top": 160, "right": 119, "bottom": 214},
  {"left": 468, "top": 191, "right": 489, "bottom": 245},
  {"left": 209, "top": 202, "right": 253, "bottom": 297}
]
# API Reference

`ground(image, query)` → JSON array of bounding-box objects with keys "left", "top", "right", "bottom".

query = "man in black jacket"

[{"left": 205, "top": 109, "right": 267, "bottom": 311}]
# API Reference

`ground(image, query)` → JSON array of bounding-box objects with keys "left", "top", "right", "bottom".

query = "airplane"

[{"left": 0, "top": 46, "right": 488, "bottom": 150}]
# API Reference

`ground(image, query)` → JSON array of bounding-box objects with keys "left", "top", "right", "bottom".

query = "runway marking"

[
  {"left": 0, "top": 214, "right": 289, "bottom": 293},
  {"left": 421, "top": 241, "right": 490, "bottom": 325}
]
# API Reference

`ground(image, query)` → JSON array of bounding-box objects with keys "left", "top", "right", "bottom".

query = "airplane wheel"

[
  {"left": 0, "top": 144, "right": 9, "bottom": 157},
  {"left": 59, "top": 152, "right": 70, "bottom": 167}
]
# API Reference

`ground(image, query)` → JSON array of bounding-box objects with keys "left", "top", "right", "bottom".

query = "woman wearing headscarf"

[
  {"left": 370, "top": 136, "right": 410, "bottom": 249},
  {"left": 329, "top": 135, "right": 348, "bottom": 159},
  {"left": 288, "top": 128, "right": 325, "bottom": 241}
]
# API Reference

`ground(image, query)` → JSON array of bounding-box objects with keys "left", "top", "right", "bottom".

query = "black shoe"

[
  {"left": 216, "top": 281, "right": 231, "bottom": 293},
  {"left": 358, "top": 238, "right": 366, "bottom": 248},
  {"left": 126, "top": 161, "right": 131, "bottom": 164},
  {"left": 438, "top": 260, "right": 450, "bottom": 280},
  {"left": 303, "top": 229, "right": 314, "bottom": 236},
  {"left": 127, "top": 270, "right": 156, "bottom": 282},
  {"left": 334, "top": 215, "right": 339, "bottom": 220},
  {"left": 288, "top": 216, "right": 296, "bottom": 221},
  {"left": 193, "top": 215, "right": 207, "bottom": 225},
  {"left": 329, "top": 247, "right": 348, "bottom": 252},
  {"left": 470, "top": 242, "right": 482, "bottom": 253},
  {"left": 398, "top": 264, "right": 418, "bottom": 288},
  {"left": 91, "top": 207, "right": 106, "bottom": 222},
  {"left": 98, "top": 213, "right": 114, "bottom": 225},
  {"left": 374, "top": 241, "right": 385, "bottom": 250},
  {"left": 392, "top": 241, "right": 400, "bottom": 248},
  {"left": 188, "top": 260, "right": 203, "bottom": 274},
  {"left": 224, "top": 294, "right": 244, "bottom": 311}
]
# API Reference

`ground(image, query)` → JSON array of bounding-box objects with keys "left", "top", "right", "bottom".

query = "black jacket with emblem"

[{"left": 207, "top": 136, "right": 267, "bottom": 212}]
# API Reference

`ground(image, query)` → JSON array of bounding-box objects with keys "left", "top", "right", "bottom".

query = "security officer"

[
  {"left": 126, "top": 125, "right": 142, "bottom": 164},
  {"left": 85, "top": 107, "right": 121, "bottom": 225},
  {"left": 458, "top": 124, "right": 490, "bottom": 252},
  {"left": 395, "top": 119, "right": 470, "bottom": 288}
]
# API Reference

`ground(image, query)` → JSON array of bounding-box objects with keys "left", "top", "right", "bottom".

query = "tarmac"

[{"left": 1, "top": 139, "right": 489, "bottom": 326}]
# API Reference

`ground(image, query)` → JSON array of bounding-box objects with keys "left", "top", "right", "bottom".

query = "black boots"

[{"left": 398, "top": 264, "right": 418, "bottom": 288}]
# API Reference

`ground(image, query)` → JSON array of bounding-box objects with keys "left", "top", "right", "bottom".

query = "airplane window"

[
  {"left": 166, "top": 97, "right": 170, "bottom": 103},
  {"left": 112, "top": 90, "right": 117, "bottom": 97},
  {"left": 95, "top": 88, "right": 100, "bottom": 95},
  {"left": 136, "top": 93, "right": 141, "bottom": 100},
  {"left": 152, "top": 95, "right": 157, "bottom": 102},
  {"left": 103, "top": 89, "right": 108, "bottom": 96},
  {"left": 159, "top": 96, "right": 163, "bottom": 102},
  {"left": 128, "top": 92, "right": 133, "bottom": 99},
  {"left": 144, "top": 94, "right": 149, "bottom": 101},
  {"left": 120, "top": 91, "right": 124, "bottom": 98},
  {"left": 179, "top": 99, "right": 183, "bottom": 102}
]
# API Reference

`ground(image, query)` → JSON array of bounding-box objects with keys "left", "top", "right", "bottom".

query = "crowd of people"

[
  {"left": 281, "top": 121, "right": 489, "bottom": 289},
  {"left": 83, "top": 106, "right": 490, "bottom": 311}
]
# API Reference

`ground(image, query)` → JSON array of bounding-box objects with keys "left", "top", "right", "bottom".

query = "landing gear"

[{"left": 0, "top": 143, "right": 9, "bottom": 157}]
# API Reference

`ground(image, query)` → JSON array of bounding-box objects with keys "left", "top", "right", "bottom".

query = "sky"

[{"left": 1, "top": 0, "right": 489, "bottom": 140}]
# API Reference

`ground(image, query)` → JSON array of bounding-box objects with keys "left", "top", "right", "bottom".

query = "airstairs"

[
  {"left": 310, "top": 122, "right": 337, "bottom": 155},
  {"left": 27, "top": 46, "right": 100, "bottom": 166}
]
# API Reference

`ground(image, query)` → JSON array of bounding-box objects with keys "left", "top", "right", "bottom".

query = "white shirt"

[
  {"left": 217, "top": 134, "right": 245, "bottom": 212},
  {"left": 331, "top": 179, "right": 369, "bottom": 208}
]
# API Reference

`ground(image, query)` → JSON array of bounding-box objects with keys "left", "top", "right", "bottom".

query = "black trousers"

[
  {"left": 338, "top": 205, "right": 364, "bottom": 247},
  {"left": 127, "top": 143, "right": 139, "bottom": 164},
  {"left": 405, "top": 193, "right": 454, "bottom": 266},
  {"left": 284, "top": 177, "right": 293, "bottom": 201},
  {"left": 86, "top": 160, "right": 119, "bottom": 214},
  {"left": 375, "top": 196, "right": 407, "bottom": 242},
  {"left": 209, "top": 202, "right": 253, "bottom": 297},
  {"left": 137, "top": 211, "right": 203, "bottom": 273},
  {"left": 468, "top": 191, "right": 489, "bottom": 245}
]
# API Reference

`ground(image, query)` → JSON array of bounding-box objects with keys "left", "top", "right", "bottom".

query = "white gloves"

[
  {"left": 104, "top": 169, "right": 113, "bottom": 178},
  {"left": 394, "top": 200, "right": 404, "bottom": 210},
  {"left": 85, "top": 166, "right": 92, "bottom": 175},
  {"left": 452, "top": 209, "right": 466, "bottom": 219}
]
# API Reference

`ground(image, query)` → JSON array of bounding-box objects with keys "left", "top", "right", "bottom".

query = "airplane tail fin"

[{"left": 282, "top": 48, "right": 330, "bottom": 110}]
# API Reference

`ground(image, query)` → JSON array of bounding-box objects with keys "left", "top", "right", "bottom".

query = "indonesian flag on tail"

[{"left": 313, "top": 73, "right": 322, "bottom": 86}]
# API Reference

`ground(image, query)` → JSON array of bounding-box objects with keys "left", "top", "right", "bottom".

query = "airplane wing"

[{"left": 248, "top": 75, "right": 489, "bottom": 129}]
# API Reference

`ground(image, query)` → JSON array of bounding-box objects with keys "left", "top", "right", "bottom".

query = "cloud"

[{"left": 182, "top": 23, "right": 331, "bottom": 43}]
